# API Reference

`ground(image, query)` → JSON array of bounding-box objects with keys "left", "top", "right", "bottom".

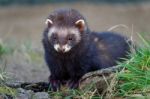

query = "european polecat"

[{"left": 42, "top": 8, "right": 130, "bottom": 91}]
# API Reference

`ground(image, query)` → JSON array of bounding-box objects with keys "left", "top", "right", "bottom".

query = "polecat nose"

[{"left": 58, "top": 46, "right": 65, "bottom": 52}]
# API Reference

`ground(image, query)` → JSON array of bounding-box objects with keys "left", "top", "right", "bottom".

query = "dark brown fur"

[{"left": 42, "top": 8, "right": 130, "bottom": 91}]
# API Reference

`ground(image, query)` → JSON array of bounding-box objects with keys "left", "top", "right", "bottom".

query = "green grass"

[
  {"left": 115, "top": 34, "right": 150, "bottom": 97},
  {"left": 19, "top": 40, "right": 43, "bottom": 63},
  {"left": 48, "top": 82, "right": 102, "bottom": 99},
  {"left": 0, "top": 63, "right": 17, "bottom": 98},
  {"left": 0, "top": 41, "right": 7, "bottom": 57},
  {"left": 0, "top": 64, "right": 8, "bottom": 85},
  {"left": 0, "top": 40, "right": 13, "bottom": 58},
  {"left": 0, "top": 39, "right": 17, "bottom": 97}
]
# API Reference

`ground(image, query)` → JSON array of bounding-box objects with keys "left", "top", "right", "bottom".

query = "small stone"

[
  {"left": 16, "top": 88, "right": 34, "bottom": 99},
  {"left": 33, "top": 92, "right": 50, "bottom": 99},
  {"left": 0, "top": 94, "right": 13, "bottom": 99},
  {"left": 26, "top": 90, "right": 34, "bottom": 98},
  {"left": 17, "top": 88, "right": 26, "bottom": 93},
  {"left": 0, "top": 94, "right": 5, "bottom": 99},
  {"left": 16, "top": 93, "right": 29, "bottom": 99},
  {"left": 79, "top": 66, "right": 118, "bottom": 94},
  {"left": 6, "top": 81, "right": 24, "bottom": 88}
]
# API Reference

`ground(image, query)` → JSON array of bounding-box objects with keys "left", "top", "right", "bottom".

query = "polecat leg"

[
  {"left": 67, "top": 79, "right": 79, "bottom": 89},
  {"left": 49, "top": 76, "right": 61, "bottom": 91}
]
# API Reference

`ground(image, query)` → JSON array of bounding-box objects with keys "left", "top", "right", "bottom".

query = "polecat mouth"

[{"left": 54, "top": 44, "right": 71, "bottom": 53}]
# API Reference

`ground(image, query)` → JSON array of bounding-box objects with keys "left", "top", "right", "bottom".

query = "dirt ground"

[{"left": 0, "top": 2, "right": 150, "bottom": 82}]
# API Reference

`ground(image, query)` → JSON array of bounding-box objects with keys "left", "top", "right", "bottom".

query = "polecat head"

[{"left": 45, "top": 9, "right": 88, "bottom": 53}]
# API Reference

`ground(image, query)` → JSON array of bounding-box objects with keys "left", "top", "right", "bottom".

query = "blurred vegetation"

[
  {"left": 20, "top": 40, "right": 43, "bottom": 63},
  {"left": 0, "top": 40, "right": 13, "bottom": 57},
  {"left": 0, "top": 62, "right": 17, "bottom": 98},
  {"left": 0, "top": 0, "right": 149, "bottom": 6}
]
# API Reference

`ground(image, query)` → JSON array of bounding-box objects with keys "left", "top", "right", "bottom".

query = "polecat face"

[
  {"left": 47, "top": 26, "right": 81, "bottom": 53},
  {"left": 45, "top": 19, "right": 85, "bottom": 53},
  {"left": 44, "top": 9, "right": 87, "bottom": 53}
]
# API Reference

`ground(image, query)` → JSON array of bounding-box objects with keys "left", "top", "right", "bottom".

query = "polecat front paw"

[
  {"left": 49, "top": 79, "right": 61, "bottom": 91},
  {"left": 67, "top": 79, "right": 79, "bottom": 89}
]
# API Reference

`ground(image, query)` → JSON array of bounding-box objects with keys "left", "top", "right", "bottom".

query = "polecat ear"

[
  {"left": 45, "top": 19, "right": 53, "bottom": 27},
  {"left": 75, "top": 19, "right": 85, "bottom": 32}
]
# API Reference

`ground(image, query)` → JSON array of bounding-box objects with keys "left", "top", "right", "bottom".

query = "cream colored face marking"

[
  {"left": 49, "top": 27, "right": 80, "bottom": 53},
  {"left": 48, "top": 27, "right": 81, "bottom": 43},
  {"left": 54, "top": 44, "right": 60, "bottom": 52},
  {"left": 94, "top": 37, "right": 98, "bottom": 42},
  {"left": 48, "top": 27, "right": 57, "bottom": 38},
  {"left": 54, "top": 44, "right": 71, "bottom": 53},
  {"left": 62, "top": 44, "right": 71, "bottom": 52}
]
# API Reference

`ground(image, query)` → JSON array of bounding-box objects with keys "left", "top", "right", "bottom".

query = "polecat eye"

[
  {"left": 53, "top": 36, "right": 57, "bottom": 40},
  {"left": 68, "top": 37, "right": 73, "bottom": 41},
  {"left": 52, "top": 34, "right": 57, "bottom": 40}
]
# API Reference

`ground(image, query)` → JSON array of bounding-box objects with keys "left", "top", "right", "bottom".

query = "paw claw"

[
  {"left": 49, "top": 79, "right": 61, "bottom": 91},
  {"left": 67, "top": 80, "right": 79, "bottom": 89}
]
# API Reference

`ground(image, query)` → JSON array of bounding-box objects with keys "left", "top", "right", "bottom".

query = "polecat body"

[{"left": 42, "top": 9, "right": 130, "bottom": 91}]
